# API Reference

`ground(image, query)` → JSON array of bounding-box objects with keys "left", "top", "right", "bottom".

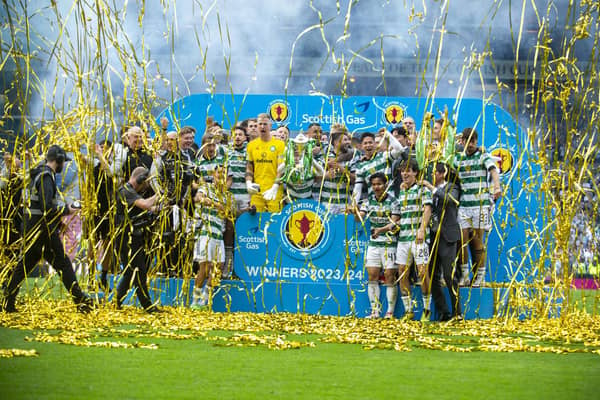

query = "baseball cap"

[{"left": 46, "top": 145, "right": 72, "bottom": 162}]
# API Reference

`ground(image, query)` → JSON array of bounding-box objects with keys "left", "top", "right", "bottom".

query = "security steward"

[
  {"left": 1, "top": 145, "right": 94, "bottom": 313},
  {"left": 114, "top": 166, "right": 161, "bottom": 312}
]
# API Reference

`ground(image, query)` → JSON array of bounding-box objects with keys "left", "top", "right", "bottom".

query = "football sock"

[
  {"left": 367, "top": 281, "right": 381, "bottom": 314},
  {"left": 401, "top": 295, "right": 412, "bottom": 312},
  {"left": 385, "top": 284, "right": 398, "bottom": 314}
]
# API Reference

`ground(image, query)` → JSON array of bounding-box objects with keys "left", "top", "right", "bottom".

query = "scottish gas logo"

[
  {"left": 279, "top": 200, "right": 333, "bottom": 260},
  {"left": 300, "top": 114, "right": 366, "bottom": 125}
]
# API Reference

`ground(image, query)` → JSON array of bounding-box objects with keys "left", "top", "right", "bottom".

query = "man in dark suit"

[{"left": 424, "top": 162, "right": 463, "bottom": 321}]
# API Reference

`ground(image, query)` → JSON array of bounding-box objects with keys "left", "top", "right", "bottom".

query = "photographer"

[
  {"left": 114, "top": 167, "right": 161, "bottom": 313},
  {"left": 2, "top": 145, "right": 94, "bottom": 313}
]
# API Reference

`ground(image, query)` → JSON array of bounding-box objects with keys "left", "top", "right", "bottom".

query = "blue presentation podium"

[
  {"left": 108, "top": 92, "right": 547, "bottom": 319},
  {"left": 107, "top": 276, "right": 564, "bottom": 320},
  {"left": 109, "top": 276, "right": 496, "bottom": 320}
]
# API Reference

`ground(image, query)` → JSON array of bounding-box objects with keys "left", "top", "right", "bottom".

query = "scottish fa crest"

[
  {"left": 383, "top": 102, "right": 406, "bottom": 125},
  {"left": 286, "top": 210, "right": 323, "bottom": 249},
  {"left": 279, "top": 200, "right": 332, "bottom": 260},
  {"left": 268, "top": 100, "right": 291, "bottom": 123}
]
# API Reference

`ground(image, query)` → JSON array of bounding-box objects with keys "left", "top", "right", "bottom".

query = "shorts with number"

[
  {"left": 365, "top": 246, "right": 397, "bottom": 269},
  {"left": 193, "top": 236, "right": 225, "bottom": 264},
  {"left": 458, "top": 206, "right": 492, "bottom": 231},
  {"left": 395, "top": 241, "right": 429, "bottom": 266}
]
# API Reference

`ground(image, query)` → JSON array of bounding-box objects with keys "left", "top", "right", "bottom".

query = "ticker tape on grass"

[{"left": 1, "top": 299, "right": 599, "bottom": 354}]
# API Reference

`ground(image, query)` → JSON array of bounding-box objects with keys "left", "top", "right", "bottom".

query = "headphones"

[{"left": 136, "top": 171, "right": 149, "bottom": 185}]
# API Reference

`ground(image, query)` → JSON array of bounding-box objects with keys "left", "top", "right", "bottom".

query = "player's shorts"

[
  {"left": 458, "top": 205, "right": 492, "bottom": 231},
  {"left": 321, "top": 201, "right": 346, "bottom": 215},
  {"left": 233, "top": 194, "right": 251, "bottom": 212},
  {"left": 365, "top": 246, "right": 397, "bottom": 269},
  {"left": 193, "top": 236, "right": 225, "bottom": 264},
  {"left": 250, "top": 192, "right": 283, "bottom": 213},
  {"left": 395, "top": 241, "right": 429, "bottom": 266}
]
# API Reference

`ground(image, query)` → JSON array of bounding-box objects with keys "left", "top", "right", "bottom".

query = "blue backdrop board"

[{"left": 156, "top": 93, "right": 543, "bottom": 317}]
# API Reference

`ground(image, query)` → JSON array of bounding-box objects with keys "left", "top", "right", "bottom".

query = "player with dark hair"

[
  {"left": 353, "top": 172, "right": 400, "bottom": 318},
  {"left": 394, "top": 158, "right": 433, "bottom": 320},
  {"left": 352, "top": 129, "right": 406, "bottom": 205},
  {"left": 456, "top": 128, "right": 502, "bottom": 287}
]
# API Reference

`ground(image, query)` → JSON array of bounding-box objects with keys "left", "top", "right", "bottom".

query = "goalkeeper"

[{"left": 245, "top": 113, "right": 285, "bottom": 212}]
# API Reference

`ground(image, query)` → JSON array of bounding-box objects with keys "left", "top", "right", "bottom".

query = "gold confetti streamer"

[
  {"left": 0, "top": 300, "right": 597, "bottom": 354},
  {"left": 0, "top": 1, "right": 599, "bottom": 357},
  {"left": 0, "top": 348, "right": 39, "bottom": 358}
]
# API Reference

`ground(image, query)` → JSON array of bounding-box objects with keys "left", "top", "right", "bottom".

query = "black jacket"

[
  {"left": 430, "top": 181, "right": 461, "bottom": 243},
  {"left": 27, "top": 164, "right": 68, "bottom": 232}
]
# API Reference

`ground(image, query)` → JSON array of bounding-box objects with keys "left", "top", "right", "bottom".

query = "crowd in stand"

[
  {"left": 0, "top": 111, "right": 503, "bottom": 320},
  {"left": 547, "top": 124, "right": 600, "bottom": 280}
]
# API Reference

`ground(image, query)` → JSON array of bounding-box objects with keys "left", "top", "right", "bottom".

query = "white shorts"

[
  {"left": 458, "top": 206, "right": 492, "bottom": 231},
  {"left": 234, "top": 195, "right": 251, "bottom": 212},
  {"left": 324, "top": 202, "right": 347, "bottom": 215},
  {"left": 365, "top": 246, "right": 397, "bottom": 270},
  {"left": 395, "top": 241, "right": 429, "bottom": 266},
  {"left": 193, "top": 236, "right": 225, "bottom": 264}
]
